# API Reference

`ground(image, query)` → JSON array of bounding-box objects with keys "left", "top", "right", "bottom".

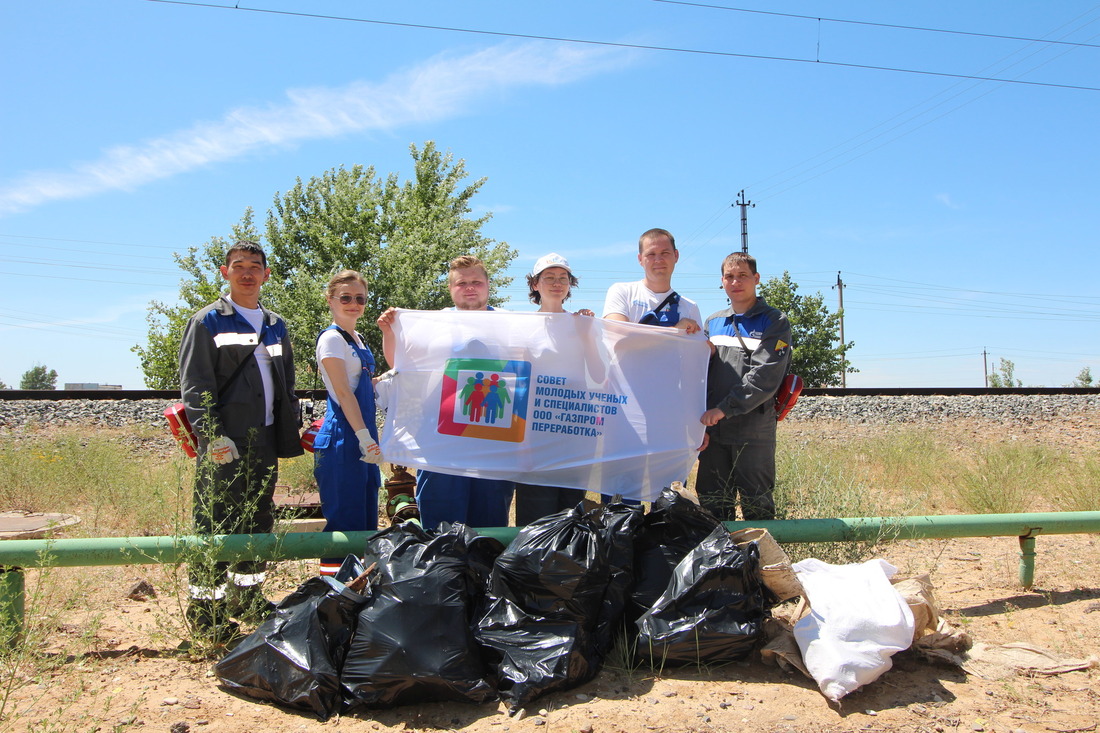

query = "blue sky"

[{"left": 2, "top": 1, "right": 1098, "bottom": 388}]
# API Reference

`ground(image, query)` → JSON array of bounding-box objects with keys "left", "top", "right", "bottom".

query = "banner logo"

[{"left": 437, "top": 358, "right": 530, "bottom": 442}]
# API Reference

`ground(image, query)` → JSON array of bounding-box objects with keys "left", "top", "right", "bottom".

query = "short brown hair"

[
  {"left": 448, "top": 255, "right": 488, "bottom": 282},
  {"left": 638, "top": 228, "right": 676, "bottom": 254},
  {"left": 325, "top": 269, "right": 369, "bottom": 298},
  {"left": 225, "top": 239, "right": 267, "bottom": 267},
  {"left": 722, "top": 251, "right": 758, "bottom": 275}
]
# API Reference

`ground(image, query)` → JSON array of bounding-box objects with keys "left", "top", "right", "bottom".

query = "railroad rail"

[{"left": 1, "top": 387, "right": 1097, "bottom": 401}]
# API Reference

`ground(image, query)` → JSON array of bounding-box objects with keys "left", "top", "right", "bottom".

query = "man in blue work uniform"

[
  {"left": 377, "top": 255, "right": 514, "bottom": 530},
  {"left": 178, "top": 240, "right": 302, "bottom": 640},
  {"left": 698, "top": 251, "right": 792, "bottom": 521}
]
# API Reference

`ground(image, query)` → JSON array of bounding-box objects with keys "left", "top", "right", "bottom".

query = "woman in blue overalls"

[{"left": 313, "top": 270, "right": 383, "bottom": 576}]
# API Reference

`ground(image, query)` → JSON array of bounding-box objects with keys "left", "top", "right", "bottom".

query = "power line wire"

[
  {"left": 653, "top": 0, "right": 1100, "bottom": 50},
  {"left": 142, "top": 0, "right": 1100, "bottom": 92}
]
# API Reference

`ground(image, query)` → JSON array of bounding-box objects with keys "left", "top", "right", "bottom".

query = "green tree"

[
  {"left": 0, "top": 379, "right": 9, "bottom": 389},
  {"left": 263, "top": 142, "right": 514, "bottom": 376},
  {"left": 20, "top": 364, "right": 58, "bottom": 390},
  {"left": 135, "top": 142, "right": 515, "bottom": 389},
  {"left": 758, "top": 271, "right": 855, "bottom": 387},
  {"left": 987, "top": 358, "right": 1022, "bottom": 388},
  {"left": 132, "top": 213, "right": 260, "bottom": 389},
  {"left": 1070, "top": 366, "right": 1094, "bottom": 388}
]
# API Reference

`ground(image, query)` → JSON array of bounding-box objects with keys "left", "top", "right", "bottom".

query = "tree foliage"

[
  {"left": 132, "top": 213, "right": 260, "bottom": 389},
  {"left": 20, "top": 363, "right": 58, "bottom": 390},
  {"left": 758, "top": 271, "right": 855, "bottom": 387},
  {"left": 987, "top": 358, "right": 1022, "bottom": 388},
  {"left": 1070, "top": 366, "right": 1094, "bottom": 388},
  {"left": 135, "top": 142, "right": 515, "bottom": 389}
]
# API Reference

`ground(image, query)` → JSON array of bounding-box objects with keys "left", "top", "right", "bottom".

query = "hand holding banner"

[{"left": 379, "top": 309, "right": 709, "bottom": 501}]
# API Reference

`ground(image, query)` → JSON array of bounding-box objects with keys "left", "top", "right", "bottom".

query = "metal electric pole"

[
  {"left": 833, "top": 271, "right": 846, "bottom": 388},
  {"left": 734, "top": 190, "right": 754, "bottom": 253}
]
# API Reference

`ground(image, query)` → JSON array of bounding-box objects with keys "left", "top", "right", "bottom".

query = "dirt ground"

[{"left": 3, "top": 421, "right": 1099, "bottom": 733}]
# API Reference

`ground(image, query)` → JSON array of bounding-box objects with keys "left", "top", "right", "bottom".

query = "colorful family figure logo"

[{"left": 459, "top": 371, "right": 513, "bottom": 425}]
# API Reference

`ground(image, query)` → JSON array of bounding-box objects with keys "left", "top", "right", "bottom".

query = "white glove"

[
  {"left": 208, "top": 436, "right": 240, "bottom": 465},
  {"left": 355, "top": 428, "right": 383, "bottom": 464}
]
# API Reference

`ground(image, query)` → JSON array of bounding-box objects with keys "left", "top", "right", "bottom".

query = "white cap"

[{"left": 531, "top": 252, "right": 572, "bottom": 277}]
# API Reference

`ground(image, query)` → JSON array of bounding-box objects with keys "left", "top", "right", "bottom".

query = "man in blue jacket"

[
  {"left": 698, "top": 252, "right": 792, "bottom": 521},
  {"left": 178, "top": 240, "right": 302, "bottom": 640}
]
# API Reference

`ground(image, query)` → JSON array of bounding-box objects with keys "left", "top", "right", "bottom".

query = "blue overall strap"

[{"left": 321, "top": 325, "right": 375, "bottom": 422}]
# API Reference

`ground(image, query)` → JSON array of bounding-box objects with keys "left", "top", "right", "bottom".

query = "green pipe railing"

[{"left": 2, "top": 511, "right": 1098, "bottom": 644}]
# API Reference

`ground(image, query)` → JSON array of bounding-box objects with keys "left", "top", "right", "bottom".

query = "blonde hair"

[
  {"left": 325, "top": 269, "right": 369, "bottom": 298},
  {"left": 447, "top": 255, "right": 489, "bottom": 283}
]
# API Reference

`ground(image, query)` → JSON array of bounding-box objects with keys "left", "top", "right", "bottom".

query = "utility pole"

[
  {"left": 833, "top": 271, "right": 846, "bottom": 387},
  {"left": 734, "top": 190, "right": 754, "bottom": 253},
  {"left": 982, "top": 349, "right": 989, "bottom": 387}
]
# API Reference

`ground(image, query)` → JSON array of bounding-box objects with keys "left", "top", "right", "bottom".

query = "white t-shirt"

[
  {"left": 316, "top": 327, "right": 366, "bottom": 409},
  {"left": 601, "top": 280, "right": 702, "bottom": 326},
  {"left": 229, "top": 298, "right": 275, "bottom": 426}
]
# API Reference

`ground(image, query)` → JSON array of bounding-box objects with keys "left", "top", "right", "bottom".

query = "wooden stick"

[{"left": 346, "top": 562, "right": 377, "bottom": 593}]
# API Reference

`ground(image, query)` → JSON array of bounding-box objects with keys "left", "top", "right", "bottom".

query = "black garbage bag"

[
  {"left": 629, "top": 488, "right": 724, "bottom": 621},
  {"left": 214, "top": 563, "right": 369, "bottom": 720},
  {"left": 341, "top": 522, "right": 504, "bottom": 709},
  {"left": 590, "top": 500, "right": 646, "bottom": 660},
  {"left": 636, "top": 524, "right": 767, "bottom": 665},
  {"left": 475, "top": 504, "right": 615, "bottom": 713}
]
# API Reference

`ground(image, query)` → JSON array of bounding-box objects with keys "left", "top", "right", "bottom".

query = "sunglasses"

[{"left": 334, "top": 294, "right": 367, "bottom": 305}]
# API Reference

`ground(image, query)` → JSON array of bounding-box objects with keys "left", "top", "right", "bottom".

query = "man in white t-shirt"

[{"left": 602, "top": 228, "right": 702, "bottom": 333}]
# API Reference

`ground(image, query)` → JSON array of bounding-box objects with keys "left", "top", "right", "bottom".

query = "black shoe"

[
  {"left": 186, "top": 599, "right": 241, "bottom": 645},
  {"left": 226, "top": 585, "right": 276, "bottom": 624}
]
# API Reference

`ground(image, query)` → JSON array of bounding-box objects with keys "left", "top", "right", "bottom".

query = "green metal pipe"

[
  {"left": 1018, "top": 535, "right": 1037, "bottom": 590},
  {"left": 1, "top": 511, "right": 1097, "bottom": 646},
  {"left": 0, "top": 568, "right": 24, "bottom": 647},
  {"left": 1, "top": 511, "right": 1097, "bottom": 569}
]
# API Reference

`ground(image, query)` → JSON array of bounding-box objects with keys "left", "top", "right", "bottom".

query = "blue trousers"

[
  {"left": 415, "top": 470, "right": 514, "bottom": 530},
  {"left": 314, "top": 413, "right": 380, "bottom": 573}
]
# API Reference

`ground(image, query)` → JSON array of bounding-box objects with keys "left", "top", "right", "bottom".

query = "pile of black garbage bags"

[{"left": 214, "top": 489, "right": 770, "bottom": 719}]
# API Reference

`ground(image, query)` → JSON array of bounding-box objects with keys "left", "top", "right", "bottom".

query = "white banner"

[{"left": 379, "top": 309, "right": 710, "bottom": 501}]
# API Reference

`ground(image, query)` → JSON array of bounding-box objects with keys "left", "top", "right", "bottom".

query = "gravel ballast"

[{"left": 1, "top": 394, "right": 1096, "bottom": 430}]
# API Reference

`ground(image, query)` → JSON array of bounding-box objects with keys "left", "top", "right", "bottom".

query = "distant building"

[{"left": 63, "top": 383, "right": 123, "bottom": 390}]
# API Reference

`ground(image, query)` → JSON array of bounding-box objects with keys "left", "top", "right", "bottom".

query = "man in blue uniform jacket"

[
  {"left": 178, "top": 240, "right": 302, "bottom": 640},
  {"left": 698, "top": 252, "right": 792, "bottom": 521}
]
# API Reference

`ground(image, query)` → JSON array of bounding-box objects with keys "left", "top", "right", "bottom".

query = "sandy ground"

[{"left": 4, "top": 532, "right": 1098, "bottom": 733}]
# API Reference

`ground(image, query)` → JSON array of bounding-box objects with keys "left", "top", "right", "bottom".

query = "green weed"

[{"left": 954, "top": 445, "right": 1051, "bottom": 514}]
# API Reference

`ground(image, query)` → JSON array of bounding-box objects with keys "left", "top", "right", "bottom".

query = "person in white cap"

[
  {"left": 515, "top": 253, "right": 593, "bottom": 523},
  {"left": 525, "top": 252, "right": 595, "bottom": 316}
]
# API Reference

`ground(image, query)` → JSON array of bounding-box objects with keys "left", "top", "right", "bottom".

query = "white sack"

[{"left": 792, "top": 558, "right": 915, "bottom": 702}]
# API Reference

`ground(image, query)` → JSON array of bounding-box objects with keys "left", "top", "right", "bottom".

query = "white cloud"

[
  {"left": 935, "top": 193, "right": 962, "bottom": 210},
  {"left": 0, "top": 42, "right": 628, "bottom": 216}
]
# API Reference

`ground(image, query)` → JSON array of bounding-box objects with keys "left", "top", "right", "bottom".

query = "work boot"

[
  {"left": 185, "top": 598, "right": 240, "bottom": 645},
  {"left": 226, "top": 584, "right": 276, "bottom": 624}
]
